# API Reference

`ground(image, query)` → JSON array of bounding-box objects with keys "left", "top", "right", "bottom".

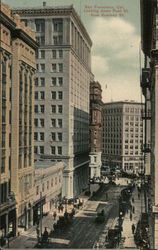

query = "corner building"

[
  {"left": 12, "top": 4, "right": 92, "bottom": 199},
  {"left": 0, "top": 3, "right": 37, "bottom": 235},
  {"left": 89, "top": 81, "right": 102, "bottom": 179},
  {"left": 102, "top": 101, "right": 144, "bottom": 174}
]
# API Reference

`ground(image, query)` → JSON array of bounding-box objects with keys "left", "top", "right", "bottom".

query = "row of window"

[
  {"left": 36, "top": 63, "right": 63, "bottom": 73},
  {"left": 35, "top": 35, "right": 63, "bottom": 46},
  {"left": 34, "top": 132, "right": 63, "bottom": 142},
  {"left": 34, "top": 146, "right": 62, "bottom": 155},
  {"left": 103, "top": 150, "right": 121, "bottom": 155},
  {"left": 103, "top": 115, "right": 141, "bottom": 121},
  {"left": 34, "top": 118, "right": 63, "bottom": 128},
  {"left": 103, "top": 107, "right": 141, "bottom": 114},
  {"left": 125, "top": 128, "right": 143, "bottom": 132},
  {"left": 36, "top": 49, "right": 63, "bottom": 59},
  {"left": 125, "top": 107, "right": 141, "bottom": 113},
  {"left": 35, "top": 77, "right": 63, "bottom": 87},
  {"left": 124, "top": 139, "right": 143, "bottom": 144},
  {"left": 125, "top": 145, "right": 140, "bottom": 149},
  {"left": 103, "top": 122, "right": 143, "bottom": 128},
  {"left": 103, "top": 145, "right": 122, "bottom": 149},
  {"left": 103, "top": 139, "right": 122, "bottom": 143},
  {"left": 34, "top": 105, "right": 63, "bottom": 114},
  {"left": 36, "top": 175, "right": 61, "bottom": 195},
  {"left": 103, "top": 134, "right": 143, "bottom": 139},
  {"left": 103, "top": 150, "right": 142, "bottom": 156},
  {"left": 124, "top": 122, "right": 143, "bottom": 126},
  {"left": 103, "top": 108, "right": 122, "bottom": 114},
  {"left": 35, "top": 19, "right": 63, "bottom": 32},
  {"left": 125, "top": 151, "right": 143, "bottom": 155},
  {"left": 34, "top": 91, "right": 63, "bottom": 100}
]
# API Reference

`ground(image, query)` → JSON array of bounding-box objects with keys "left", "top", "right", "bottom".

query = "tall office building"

[
  {"left": 102, "top": 101, "right": 144, "bottom": 174},
  {"left": 0, "top": 3, "right": 37, "bottom": 236},
  {"left": 12, "top": 3, "right": 92, "bottom": 199},
  {"left": 140, "top": 0, "right": 158, "bottom": 248},
  {"left": 89, "top": 81, "right": 102, "bottom": 179}
]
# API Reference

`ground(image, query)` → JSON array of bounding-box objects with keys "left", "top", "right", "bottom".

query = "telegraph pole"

[{"left": 40, "top": 192, "right": 42, "bottom": 237}]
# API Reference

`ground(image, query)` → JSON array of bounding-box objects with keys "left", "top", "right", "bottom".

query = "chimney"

[{"left": 43, "top": 2, "right": 46, "bottom": 7}]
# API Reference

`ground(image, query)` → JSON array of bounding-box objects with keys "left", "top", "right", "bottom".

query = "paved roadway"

[
  {"left": 8, "top": 184, "right": 124, "bottom": 249},
  {"left": 48, "top": 185, "right": 123, "bottom": 248}
]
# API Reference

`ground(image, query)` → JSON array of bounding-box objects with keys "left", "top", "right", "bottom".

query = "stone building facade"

[
  {"left": 33, "top": 161, "right": 63, "bottom": 226},
  {"left": 12, "top": 3, "right": 93, "bottom": 199},
  {"left": 89, "top": 81, "right": 102, "bottom": 179},
  {"left": 140, "top": 0, "right": 158, "bottom": 248},
  {"left": 0, "top": 3, "right": 37, "bottom": 237},
  {"left": 102, "top": 101, "right": 144, "bottom": 174}
]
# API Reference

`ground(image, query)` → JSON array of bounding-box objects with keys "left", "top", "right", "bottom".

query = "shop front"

[
  {"left": 0, "top": 199, "right": 16, "bottom": 246},
  {"left": 33, "top": 197, "right": 45, "bottom": 226}
]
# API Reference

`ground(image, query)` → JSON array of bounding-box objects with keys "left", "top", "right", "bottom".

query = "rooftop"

[
  {"left": 103, "top": 100, "right": 144, "bottom": 106},
  {"left": 1, "top": 2, "right": 36, "bottom": 40},
  {"left": 11, "top": 4, "right": 92, "bottom": 46}
]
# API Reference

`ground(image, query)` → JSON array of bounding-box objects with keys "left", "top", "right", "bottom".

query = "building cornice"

[
  {"left": 103, "top": 101, "right": 145, "bottom": 106},
  {"left": 12, "top": 28, "right": 38, "bottom": 50},
  {"left": 1, "top": 4, "right": 38, "bottom": 50},
  {"left": 0, "top": 10, "right": 16, "bottom": 31},
  {"left": 11, "top": 6, "right": 92, "bottom": 46}
]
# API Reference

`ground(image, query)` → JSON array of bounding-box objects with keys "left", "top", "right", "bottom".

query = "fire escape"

[{"left": 141, "top": 67, "right": 152, "bottom": 214}]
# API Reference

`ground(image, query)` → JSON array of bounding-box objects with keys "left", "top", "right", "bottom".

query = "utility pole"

[{"left": 40, "top": 191, "right": 42, "bottom": 237}]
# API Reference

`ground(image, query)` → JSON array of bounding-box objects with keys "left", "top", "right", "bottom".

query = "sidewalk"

[
  {"left": 7, "top": 194, "right": 90, "bottom": 249},
  {"left": 120, "top": 187, "right": 145, "bottom": 249}
]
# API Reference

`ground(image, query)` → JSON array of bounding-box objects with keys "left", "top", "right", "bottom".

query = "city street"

[
  {"left": 6, "top": 182, "right": 144, "bottom": 249},
  {"left": 8, "top": 184, "right": 122, "bottom": 249}
]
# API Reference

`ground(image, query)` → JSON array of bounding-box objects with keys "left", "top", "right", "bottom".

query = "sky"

[{"left": 3, "top": 0, "right": 143, "bottom": 103}]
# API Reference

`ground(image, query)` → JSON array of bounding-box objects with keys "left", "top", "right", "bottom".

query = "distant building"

[
  {"left": 0, "top": 3, "right": 37, "bottom": 237},
  {"left": 33, "top": 161, "right": 63, "bottom": 225},
  {"left": 89, "top": 81, "right": 102, "bottom": 179},
  {"left": 102, "top": 101, "right": 144, "bottom": 174},
  {"left": 140, "top": 0, "right": 158, "bottom": 248},
  {"left": 12, "top": 3, "right": 93, "bottom": 199}
]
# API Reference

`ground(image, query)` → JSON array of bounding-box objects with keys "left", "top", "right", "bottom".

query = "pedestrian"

[
  {"left": 53, "top": 211, "right": 57, "bottom": 220},
  {"left": 43, "top": 227, "right": 48, "bottom": 243},
  {"left": 58, "top": 205, "right": 60, "bottom": 213},
  {"left": 36, "top": 224, "right": 40, "bottom": 239},
  {"left": 130, "top": 212, "right": 132, "bottom": 221},
  {"left": 132, "top": 224, "right": 135, "bottom": 234},
  {"left": 132, "top": 197, "right": 134, "bottom": 203}
]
